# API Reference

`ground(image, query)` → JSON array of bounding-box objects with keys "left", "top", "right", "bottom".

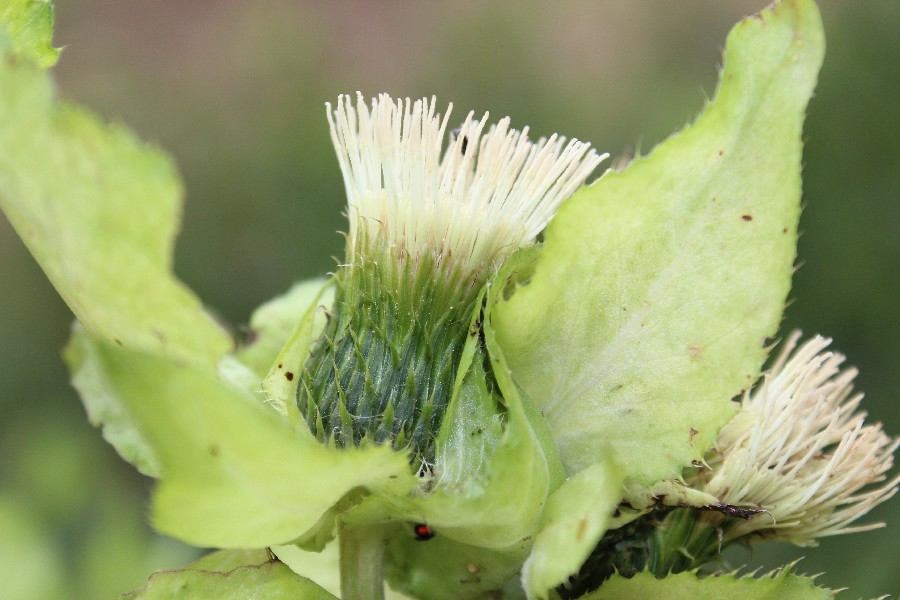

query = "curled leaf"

[
  {"left": 69, "top": 329, "right": 412, "bottom": 548},
  {"left": 523, "top": 457, "right": 623, "bottom": 600}
]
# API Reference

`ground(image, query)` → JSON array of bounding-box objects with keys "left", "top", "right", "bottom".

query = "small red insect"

[{"left": 413, "top": 523, "right": 435, "bottom": 541}]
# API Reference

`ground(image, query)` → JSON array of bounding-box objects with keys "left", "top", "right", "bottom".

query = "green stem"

[{"left": 340, "top": 524, "right": 389, "bottom": 600}]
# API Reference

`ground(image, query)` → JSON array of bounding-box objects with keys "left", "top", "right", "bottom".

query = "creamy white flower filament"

[
  {"left": 326, "top": 93, "right": 606, "bottom": 276},
  {"left": 703, "top": 332, "right": 899, "bottom": 545}
]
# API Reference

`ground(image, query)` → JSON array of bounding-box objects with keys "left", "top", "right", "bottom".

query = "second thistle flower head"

[{"left": 701, "top": 332, "right": 899, "bottom": 546}]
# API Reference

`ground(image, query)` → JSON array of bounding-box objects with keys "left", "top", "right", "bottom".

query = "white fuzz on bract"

[
  {"left": 326, "top": 93, "right": 606, "bottom": 276},
  {"left": 702, "top": 331, "right": 899, "bottom": 545}
]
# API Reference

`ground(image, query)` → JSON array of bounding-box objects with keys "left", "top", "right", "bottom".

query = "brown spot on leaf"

[
  {"left": 689, "top": 427, "right": 699, "bottom": 446},
  {"left": 209, "top": 444, "right": 220, "bottom": 457},
  {"left": 285, "top": 371, "right": 294, "bottom": 381},
  {"left": 687, "top": 344, "right": 702, "bottom": 360},
  {"left": 741, "top": 214, "right": 753, "bottom": 221},
  {"left": 576, "top": 517, "right": 589, "bottom": 541},
  {"left": 469, "top": 319, "right": 482, "bottom": 338}
]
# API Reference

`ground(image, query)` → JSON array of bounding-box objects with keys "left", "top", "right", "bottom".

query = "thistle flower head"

[
  {"left": 298, "top": 94, "right": 605, "bottom": 462},
  {"left": 701, "top": 332, "right": 899, "bottom": 545},
  {"left": 326, "top": 93, "right": 605, "bottom": 280}
]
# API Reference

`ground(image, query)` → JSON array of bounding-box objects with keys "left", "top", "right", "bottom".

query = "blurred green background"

[{"left": 1, "top": 1, "right": 897, "bottom": 598}]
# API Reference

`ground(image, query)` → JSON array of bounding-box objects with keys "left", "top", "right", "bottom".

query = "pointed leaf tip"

[{"left": 0, "top": 0, "right": 60, "bottom": 67}]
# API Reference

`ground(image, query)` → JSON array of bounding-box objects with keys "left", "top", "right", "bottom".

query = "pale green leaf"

[
  {"left": 484, "top": 248, "right": 566, "bottom": 493},
  {"left": 0, "top": 0, "right": 59, "bottom": 67},
  {"left": 259, "top": 279, "right": 334, "bottom": 426},
  {"left": 236, "top": 277, "right": 333, "bottom": 378},
  {"left": 217, "top": 354, "right": 268, "bottom": 398},
  {"left": 431, "top": 351, "right": 505, "bottom": 489},
  {"left": 579, "top": 567, "right": 833, "bottom": 600},
  {"left": 273, "top": 543, "right": 342, "bottom": 598},
  {"left": 66, "top": 324, "right": 161, "bottom": 476},
  {"left": 67, "top": 324, "right": 281, "bottom": 478},
  {"left": 523, "top": 457, "right": 623, "bottom": 600},
  {"left": 492, "top": 0, "right": 825, "bottom": 482},
  {"left": 67, "top": 329, "right": 412, "bottom": 548},
  {"left": 432, "top": 288, "right": 505, "bottom": 488},
  {"left": 0, "top": 32, "right": 231, "bottom": 367},
  {"left": 122, "top": 554, "right": 337, "bottom": 600}
]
